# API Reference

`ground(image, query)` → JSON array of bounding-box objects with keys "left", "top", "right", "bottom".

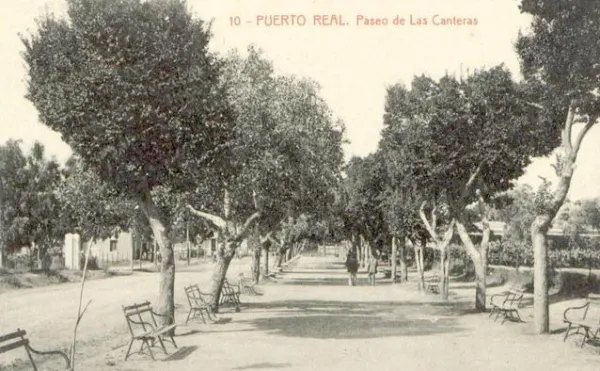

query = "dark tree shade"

[{"left": 21, "top": 0, "right": 235, "bottom": 198}]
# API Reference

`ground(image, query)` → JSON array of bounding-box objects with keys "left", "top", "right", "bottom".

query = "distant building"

[{"left": 64, "top": 231, "right": 140, "bottom": 269}]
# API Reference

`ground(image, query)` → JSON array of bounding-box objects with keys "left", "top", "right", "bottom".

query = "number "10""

[{"left": 230, "top": 16, "right": 241, "bottom": 26}]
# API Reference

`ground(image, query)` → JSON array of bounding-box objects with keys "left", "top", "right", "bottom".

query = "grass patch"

[{"left": 0, "top": 268, "right": 124, "bottom": 294}]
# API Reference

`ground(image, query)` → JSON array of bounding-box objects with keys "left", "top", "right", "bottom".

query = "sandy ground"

[
  {"left": 0, "top": 257, "right": 251, "bottom": 370},
  {"left": 2, "top": 255, "right": 600, "bottom": 370}
]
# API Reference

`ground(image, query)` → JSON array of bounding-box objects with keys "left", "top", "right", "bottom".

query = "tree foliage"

[
  {"left": 21, "top": 0, "right": 235, "bottom": 199},
  {"left": 0, "top": 140, "right": 64, "bottom": 257}
]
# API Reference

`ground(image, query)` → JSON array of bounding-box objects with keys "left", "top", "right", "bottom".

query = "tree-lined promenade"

[{"left": 2, "top": 0, "right": 600, "bottom": 369}]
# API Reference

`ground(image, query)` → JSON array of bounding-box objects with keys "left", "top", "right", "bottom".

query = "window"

[{"left": 110, "top": 240, "right": 117, "bottom": 252}]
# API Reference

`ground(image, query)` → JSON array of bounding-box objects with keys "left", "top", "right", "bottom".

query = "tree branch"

[
  {"left": 419, "top": 201, "right": 438, "bottom": 241},
  {"left": 260, "top": 231, "right": 273, "bottom": 244},
  {"left": 186, "top": 205, "right": 227, "bottom": 230},
  {"left": 252, "top": 189, "right": 259, "bottom": 210},
  {"left": 232, "top": 212, "right": 262, "bottom": 242},
  {"left": 572, "top": 115, "right": 597, "bottom": 159},
  {"left": 562, "top": 101, "right": 576, "bottom": 153},
  {"left": 455, "top": 219, "right": 479, "bottom": 259},
  {"left": 476, "top": 189, "right": 491, "bottom": 252},
  {"left": 431, "top": 203, "right": 438, "bottom": 232},
  {"left": 462, "top": 161, "right": 484, "bottom": 201},
  {"left": 268, "top": 234, "right": 282, "bottom": 248}
]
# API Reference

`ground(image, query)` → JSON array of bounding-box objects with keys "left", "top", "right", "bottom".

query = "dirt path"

[
  {"left": 3, "top": 255, "right": 600, "bottom": 370},
  {"left": 79, "top": 256, "right": 600, "bottom": 370},
  {"left": 0, "top": 257, "right": 251, "bottom": 369}
]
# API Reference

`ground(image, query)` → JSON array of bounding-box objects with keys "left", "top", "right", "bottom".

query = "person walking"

[
  {"left": 367, "top": 251, "right": 379, "bottom": 286},
  {"left": 345, "top": 252, "right": 359, "bottom": 286}
]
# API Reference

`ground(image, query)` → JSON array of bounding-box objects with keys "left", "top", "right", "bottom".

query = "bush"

[{"left": 80, "top": 254, "right": 100, "bottom": 270}]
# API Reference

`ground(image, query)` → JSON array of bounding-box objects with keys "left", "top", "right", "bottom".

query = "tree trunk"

[
  {"left": 261, "top": 245, "right": 269, "bottom": 279},
  {"left": 418, "top": 245, "right": 425, "bottom": 288},
  {"left": 455, "top": 219, "right": 488, "bottom": 311},
  {"left": 443, "top": 252, "right": 450, "bottom": 298},
  {"left": 286, "top": 246, "right": 293, "bottom": 261},
  {"left": 439, "top": 247, "right": 448, "bottom": 299},
  {"left": 391, "top": 236, "right": 398, "bottom": 282},
  {"left": 138, "top": 193, "right": 175, "bottom": 330},
  {"left": 400, "top": 238, "right": 408, "bottom": 282},
  {"left": 413, "top": 244, "right": 425, "bottom": 291},
  {"left": 532, "top": 219, "right": 550, "bottom": 333},
  {"left": 473, "top": 255, "right": 486, "bottom": 311},
  {"left": 276, "top": 247, "right": 285, "bottom": 267},
  {"left": 208, "top": 242, "right": 235, "bottom": 312},
  {"left": 356, "top": 235, "right": 362, "bottom": 263},
  {"left": 413, "top": 245, "right": 421, "bottom": 290},
  {"left": 250, "top": 228, "right": 261, "bottom": 285}
]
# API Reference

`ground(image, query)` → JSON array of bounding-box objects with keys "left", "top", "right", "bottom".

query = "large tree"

[
  {"left": 21, "top": 0, "right": 235, "bottom": 326},
  {"left": 382, "top": 67, "right": 546, "bottom": 306},
  {"left": 517, "top": 0, "right": 600, "bottom": 333},
  {"left": 186, "top": 48, "right": 344, "bottom": 310}
]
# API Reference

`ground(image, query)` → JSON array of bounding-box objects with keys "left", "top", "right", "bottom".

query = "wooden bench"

[
  {"left": 424, "top": 274, "right": 440, "bottom": 294},
  {"left": 238, "top": 275, "right": 261, "bottom": 296},
  {"left": 122, "top": 301, "right": 178, "bottom": 361},
  {"left": 489, "top": 287, "right": 524, "bottom": 324},
  {"left": 184, "top": 284, "right": 221, "bottom": 324},
  {"left": 563, "top": 293, "right": 600, "bottom": 347},
  {"left": 0, "top": 329, "right": 70, "bottom": 371},
  {"left": 221, "top": 279, "right": 241, "bottom": 312}
]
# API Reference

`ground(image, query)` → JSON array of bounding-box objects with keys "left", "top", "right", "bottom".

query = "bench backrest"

[
  {"left": 503, "top": 288, "right": 524, "bottom": 308},
  {"left": 428, "top": 274, "right": 440, "bottom": 282},
  {"left": 185, "top": 284, "right": 207, "bottom": 306},
  {"left": 122, "top": 301, "right": 158, "bottom": 337},
  {"left": 0, "top": 329, "right": 38, "bottom": 369},
  {"left": 584, "top": 294, "right": 600, "bottom": 319},
  {"left": 0, "top": 329, "right": 29, "bottom": 355},
  {"left": 587, "top": 293, "right": 600, "bottom": 304}
]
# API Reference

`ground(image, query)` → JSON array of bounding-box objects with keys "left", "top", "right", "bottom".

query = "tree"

[
  {"left": 382, "top": 67, "right": 545, "bottom": 306},
  {"left": 59, "top": 156, "right": 137, "bottom": 245},
  {"left": 342, "top": 155, "right": 389, "bottom": 268},
  {"left": 186, "top": 50, "right": 344, "bottom": 308},
  {"left": 517, "top": 0, "right": 600, "bottom": 333},
  {"left": 21, "top": 0, "right": 234, "bottom": 327},
  {"left": 0, "top": 140, "right": 64, "bottom": 269}
]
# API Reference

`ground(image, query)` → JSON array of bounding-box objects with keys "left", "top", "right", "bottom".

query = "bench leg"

[
  {"left": 185, "top": 309, "right": 193, "bottom": 324},
  {"left": 168, "top": 335, "right": 178, "bottom": 349},
  {"left": 563, "top": 324, "right": 572, "bottom": 341},
  {"left": 124, "top": 339, "right": 135, "bottom": 361},
  {"left": 24, "top": 348, "right": 38, "bottom": 371},
  {"left": 501, "top": 311, "right": 509, "bottom": 324},
  {"left": 489, "top": 307, "right": 496, "bottom": 318},
  {"left": 145, "top": 340, "right": 156, "bottom": 361},
  {"left": 494, "top": 310, "right": 502, "bottom": 322},
  {"left": 579, "top": 327, "right": 594, "bottom": 348},
  {"left": 156, "top": 336, "right": 169, "bottom": 355}
]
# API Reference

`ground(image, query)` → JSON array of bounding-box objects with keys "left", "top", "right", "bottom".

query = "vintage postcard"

[{"left": 1, "top": 0, "right": 600, "bottom": 370}]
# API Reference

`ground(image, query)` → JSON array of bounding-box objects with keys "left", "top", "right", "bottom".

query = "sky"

[{"left": 1, "top": 0, "right": 600, "bottom": 200}]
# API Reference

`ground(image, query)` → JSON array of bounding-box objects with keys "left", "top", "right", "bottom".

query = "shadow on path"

[
  {"left": 239, "top": 299, "right": 470, "bottom": 339},
  {"left": 163, "top": 346, "right": 198, "bottom": 361}
]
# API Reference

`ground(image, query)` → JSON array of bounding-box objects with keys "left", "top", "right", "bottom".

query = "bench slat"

[
  {"left": 153, "top": 325, "right": 177, "bottom": 336},
  {"left": 0, "top": 339, "right": 29, "bottom": 354},
  {"left": 0, "top": 329, "right": 26, "bottom": 344}
]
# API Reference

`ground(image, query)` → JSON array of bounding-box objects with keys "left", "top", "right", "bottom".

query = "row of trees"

[
  {"left": 17, "top": 0, "right": 344, "bottom": 330},
  {"left": 339, "top": 0, "right": 600, "bottom": 334}
]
